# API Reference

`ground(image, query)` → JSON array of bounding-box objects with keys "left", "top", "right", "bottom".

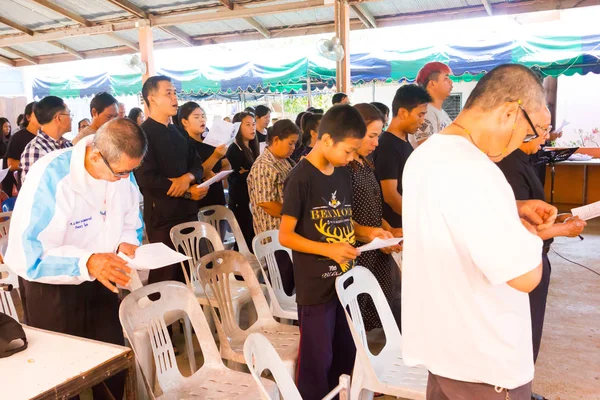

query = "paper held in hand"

[
  {"left": 203, "top": 117, "right": 241, "bottom": 147},
  {"left": 572, "top": 200, "right": 600, "bottom": 221},
  {"left": 118, "top": 242, "right": 190, "bottom": 270},
  {"left": 357, "top": 237, "right": 403, "bottom": 252},
  {"left": 197, "top": 169, "right": 233, "bottom": 188},
  {"left": 0, "top": 167, "right": 9, "bottom": 183}
]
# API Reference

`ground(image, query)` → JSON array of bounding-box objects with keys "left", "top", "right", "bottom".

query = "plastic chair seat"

[
  {"left": 229, "top": 323, "right": 300, "bottom": 355},
  {"left": 374, "top": 354, "right": 428, "bottom": 392},
  {"left": 158, "top": 365, "right": 278, "bottom": 400}
]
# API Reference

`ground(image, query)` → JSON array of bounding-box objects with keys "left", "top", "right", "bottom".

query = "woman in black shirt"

[
  {"left": 255, "top": 105, "right": 271, "bottom": 143},
  {"left": 497, "top": 112, "right": 586, "bottom": 366},
  {"left": 226, "top": 111, "right": 259, "bottom": 250},
  {"left": 179, "top": 102, "right": 229, "bottom": 210},
  {"left": 350, "top": 104, "right": 402, "bottom": 331},
  {"left": 0, "top": 118, "right": 12, "bottom": 159},
  {"left": 291, "top": 112, "right": 321, "bottom": 162}
]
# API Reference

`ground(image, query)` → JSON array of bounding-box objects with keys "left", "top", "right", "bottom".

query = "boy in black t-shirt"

[{"left": 280, "top": 105, "right": 394, "bottom": 399}]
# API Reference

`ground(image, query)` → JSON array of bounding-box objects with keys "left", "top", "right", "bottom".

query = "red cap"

[{"left": 416, "top": 62, "right": 451, "bottom": 86}]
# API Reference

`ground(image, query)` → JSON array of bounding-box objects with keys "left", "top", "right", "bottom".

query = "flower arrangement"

[{"left": 555, "top": 128, "right": 600, "bottom": 148}]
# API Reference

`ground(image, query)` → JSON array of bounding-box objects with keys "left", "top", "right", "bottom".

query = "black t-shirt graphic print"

[{"left": 282, "top": 159, "right": 356, "bottom": 305}]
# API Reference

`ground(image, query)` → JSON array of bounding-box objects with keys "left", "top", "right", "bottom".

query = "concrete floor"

[{"left": 9, "top": 220, "right": 598, "bottom": 399}]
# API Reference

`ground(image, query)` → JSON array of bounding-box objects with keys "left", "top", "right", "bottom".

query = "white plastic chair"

[
  {"left": 170, "top": 221, "right": 252, "bottom": 327},
  {"left": 244, "top": 332, "right": 351, "bottom": 400},
  {"left": 0, "top": 211, "right": 11, "bottom": 238},
  {"left": 198, "top": 205, "right": 261, "bottom": 276},
  {"left": 0, "top": 264, "right": 18, "bottom": 321},
  {"left": 335, "top": 266, "right": 427, "bottom": 400},
  {"left": 197, "top": 250, "right": 300, "bottom": 374},
  {"left": 119, "top": 281, "right": 278, "bottom": 399},
  {"left": 252, "top": 230, "right": 297, "bottom": 321}
]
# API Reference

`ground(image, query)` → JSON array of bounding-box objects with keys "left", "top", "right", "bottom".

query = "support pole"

[
  {"left": 306, "top": 76, "right": 313, "bottom": 108},
  {"left": 334, "top": 0, "right": 350, "bottom": 94},
  {"left": 138, "top": 22, "right": 155, "bottom": 113},
  {"left": 543, "top": 76, "right": 558, "bottom": 129}
]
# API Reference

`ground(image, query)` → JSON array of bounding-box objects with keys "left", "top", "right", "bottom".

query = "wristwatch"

[{"left": 184, "top": 192, "right": 191, "bottom": 200}]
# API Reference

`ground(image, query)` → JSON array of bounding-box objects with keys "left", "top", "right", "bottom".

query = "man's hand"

[
  {"left": 188, "top": 185, "right": 209, "bottom": 201},
  {"left": 328, "top": 243, "right": 360, "bottom": 265},
  {"left": 516, "top": 200, "right": 557, "bottom": 231},
  {"left": 562, "top": 216, "right": 587, "bottom": 237},
  {"left": 549, "top": 131, "right": 563, "bottom": 142},
  {"left": 212, "top": 144, "right": 227, "bottom": 159},
  {"left": 87, "top": 253, "right": 132, "bottom": 293},
  {"left": 117, "top": 243, "right": 138, "bottom": 258},
  {"left": 167, "top": 174, "right": 193, "bottom": 197}
]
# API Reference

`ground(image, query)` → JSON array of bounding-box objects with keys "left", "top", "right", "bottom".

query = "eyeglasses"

[
  {"left": 58, "top": 112, "right": 73, "bottom": 119},
  {"left": 98, "top": 150, "right": 136, "bottom": 177},
  {"left": 518, "top": 105, "right": 540, "bottom": 143}
]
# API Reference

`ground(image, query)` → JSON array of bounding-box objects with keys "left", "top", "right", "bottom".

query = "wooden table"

[
  {"left": 0, "top": 326, "right": 136, "bottom": 399},
  {"left": 545, "top": 159, "right": 600, "bottom": 210}
]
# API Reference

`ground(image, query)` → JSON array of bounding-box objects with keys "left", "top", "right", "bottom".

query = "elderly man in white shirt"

[
  {"left": 402, "top": 64, "right": 557, "bottom": 400},
  {"left": 5, "top": 118, "right": 146, "bottom": 400}
]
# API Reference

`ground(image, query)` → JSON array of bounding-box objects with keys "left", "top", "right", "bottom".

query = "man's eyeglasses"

[
  {"left": 58, "top": 112, "right": 74, "bottom": 119},
  {"left": 518, "top": 105, "right": 542, "bottom": 143},
  {"left": 98, "top": 150, "right": 137, "bottom": 177}
]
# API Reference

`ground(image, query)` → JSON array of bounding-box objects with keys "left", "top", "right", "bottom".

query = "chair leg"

[
  {"left": 203, "top": 304, "right": 216, "bottom": 336},
  {"left": 182, "top": 315, "right": 197, "bottom": 373}
]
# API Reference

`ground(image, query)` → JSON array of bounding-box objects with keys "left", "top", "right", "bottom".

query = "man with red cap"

[{"left": 411, "top": 62, "right": 454, "bottom": 148}]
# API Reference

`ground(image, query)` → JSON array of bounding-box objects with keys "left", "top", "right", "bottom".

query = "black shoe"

[{"left": 531, "top": 393, "right": 548, "bottom": 400}]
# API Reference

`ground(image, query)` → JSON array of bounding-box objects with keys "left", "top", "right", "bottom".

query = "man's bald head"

[
  {"left": 93, "top": 118, "right": 147, "bottom": 164},
  {"left": 464, "top": 64, "right": 545, "bottom": 112}
]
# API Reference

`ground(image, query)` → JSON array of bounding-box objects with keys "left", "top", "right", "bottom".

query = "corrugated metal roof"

[{"left": 0, "top": 0, "right": 582, "bottom": 66}]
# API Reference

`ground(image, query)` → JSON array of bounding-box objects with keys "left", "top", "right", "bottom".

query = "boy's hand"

[
  {"left": 367, "top": 228, "right": 401, "bottom": 254},
  {"left": 328, "top": 243, "right": 360, "bottom": 265}
]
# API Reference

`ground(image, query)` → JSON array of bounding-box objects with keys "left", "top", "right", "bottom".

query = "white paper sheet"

[
  {"left": 357, "top": 237, "right": 403, "bottom": 252},
  {"left": 197, "top": 169, "right": 233, "bottom": 188},
  {"left": 118, "top": 242, "right": 190, "bottom": 270},
  {"left": 0, "top": 167, "right": 9, "bottom": 183},
  {"left": 572, "top": 200, "right": 600, "bottom": 221},
  {"left": 555, "top": 119, "right": 570, "bottom": 133},
  {"left": 203, "top": 118, "right": 240, "bottom": 147}
]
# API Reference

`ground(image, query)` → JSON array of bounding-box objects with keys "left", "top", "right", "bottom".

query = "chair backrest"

[
  {"left": 119, "top": 281, "right": 223, "bottom": 392},
  {"left": 244, "top": 333, "right": 302, "bottom": 400},
  {"left": 252, "top": 230, "right": 295, "bottom": 302},
  {"left": 170, "top": 221, "right": 224, "bottom": 288},
  {"left": 198, "top": 205, "right": 251, "bottom": 254},
  {"left": 197, "top": 250, "right": 273, "bottom": 337},
  {"left": 0, "top": 211, "right": 11, "bottom": 238},
  {"left": 335, "top": 266, "right": 403, "bottom": 369},
  {"left": 0, "top": 264, "right": 18, "bottom": 321}
]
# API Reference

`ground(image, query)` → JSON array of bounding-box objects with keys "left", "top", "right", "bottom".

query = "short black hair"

[
  {"left": 392, "top": 85, "right": 432, "bottom": 117},
  {"left": 78, "top": 118, "right": 90, "bottom": 130},
  {"left": 319, "top": 104, "right": 366, "bottom": 142},
  {"left": 370, "top": 102, "right": 389, "bottom": 119},
  {"left": 16, "top": 114, "right": 24, "bottom": 127},
  {"left": 332, "top": 92, "right": 348, "bottom": 105},
  {"left": 94, "top": 118, "right": 148, "bottom": 164},
  {"left": 34, "top": 96, "right": 66, "bottom": 125},
  {"left": 464, "top": 64, "right": 545, "bottom": 112},
  {"left": 23, "top": 102, "right": 37, "bottom": 128},
  {"left": 90, "top": 92, "right": 118, "bottom": 116},
  {"left": 267, "top": 119, "right": 300, "bottom": 145},
  {"left": 306, "top": 107, "right": 324, "bottom": 114},
  {"left": 142, "top": 75, "right": 172, "bottom": 107},
  {"left": 127, "top": 107, "right": 144, "bottom": 123},
  {"left": 255, "top": 105, "right": 271, "bottom": 118},
  {"left": 244, "top": 106, "right": 256, "bottom": 114}
]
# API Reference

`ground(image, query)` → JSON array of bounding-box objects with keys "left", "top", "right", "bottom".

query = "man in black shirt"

[
  {"left": 4, "top": 101, "right": 41, "bottom": 194},
  {"left": 134, "top": 76, "right": 208, "bottom": 284},
  {"left": 373, "top": 85, "right": 431, "bottom": 229}
]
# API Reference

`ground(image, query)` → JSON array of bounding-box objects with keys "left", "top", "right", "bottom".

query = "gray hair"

[{"left": 93, "top": 118, "right": 147, "bottom": 164}]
